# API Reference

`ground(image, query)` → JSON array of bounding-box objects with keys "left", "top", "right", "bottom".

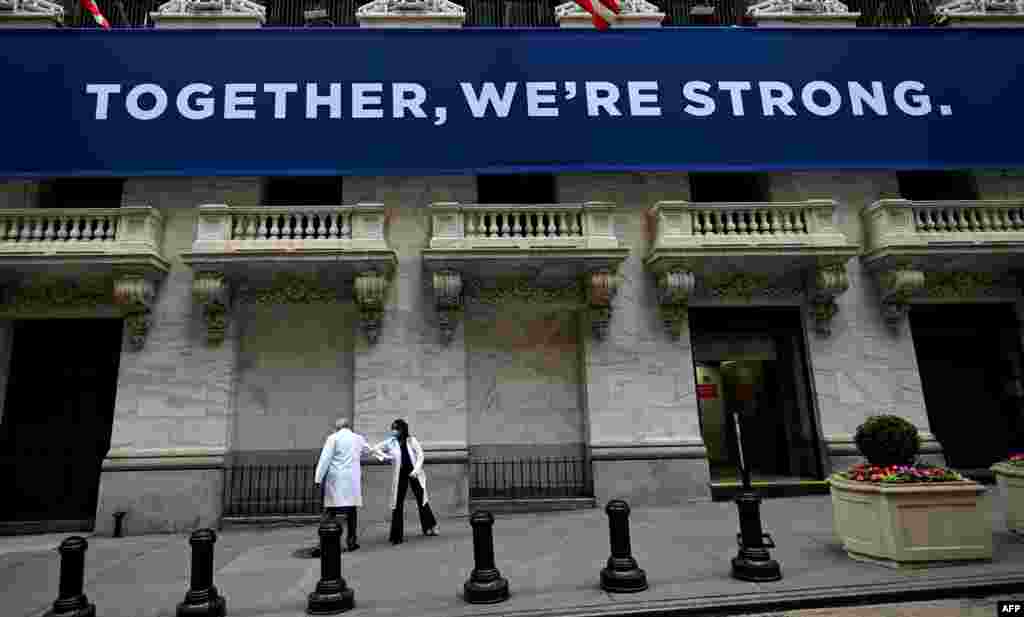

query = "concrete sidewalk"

[{"left": 4, "top": 494, "right": 1024, "bottom": 617}]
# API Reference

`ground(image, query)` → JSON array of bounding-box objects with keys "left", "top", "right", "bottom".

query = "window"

[
  {"left": 897, "top": 171, "right": 978, "bottom": 201},
  {"left": 477, "top": 174, "right": 556, "bottom": 204},
  {"left": 38, "top": 179, "right": 124, "bottom": 209},
  {"left": 688, "top": 173, "right": 770, "bottom": 203},
  {"left": 263, "top": 177, "right": 343, "bottom": 206}
]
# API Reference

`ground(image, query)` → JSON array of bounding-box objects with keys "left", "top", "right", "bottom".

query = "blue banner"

[{"left": 1, "top": 27, "right": 1023, "bottom": 177}]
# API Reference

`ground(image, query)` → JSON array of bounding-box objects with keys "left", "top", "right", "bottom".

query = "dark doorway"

[
  {"left": 477, "top": 174, "right": 556, "bottom": 204},
  {"left": 0, "top": 319, "right": 123, "bottom": 531},
  {"left": 909, "top": 303, "right": 1024, "bottom": 470},
  {"left": 38, "top": 178, "right": 125, "bottom": 209},
  {"left": 689, "top": 307, "right": 823, "bottom": 487},
  {"left": 689, "top": 172, "right": 771, "bottom": 203},
  {"left": 263, "top": 177, "right": 343, "bottom": 206}
]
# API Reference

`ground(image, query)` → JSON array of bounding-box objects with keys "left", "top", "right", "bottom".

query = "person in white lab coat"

[
  {"left": 374, "top": 418, "right": 438, "bottom": 544},
  {"left": 315, "top": 418, "right": 384, "bottom": 551}
]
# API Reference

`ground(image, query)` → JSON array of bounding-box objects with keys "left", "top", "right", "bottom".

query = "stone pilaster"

[
  {"left": 348, "top": 176, "right": 472, "bottom": 524},
  {"left": 560, "top": 173, "right": 710, "bottom": 506},
  {"left": 94, "top": 178, "right": 260, "bottom": 536},
  {"left": 771, "top": 172, "right": 934, "bottom": 472}
]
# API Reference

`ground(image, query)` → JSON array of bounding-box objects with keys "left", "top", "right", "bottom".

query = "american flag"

[
  {"left": 573, "top": 0, "right": 620, "bottom": 30},
  {"left": 80, "top": 0, "right": 111, "bottom": 28}
]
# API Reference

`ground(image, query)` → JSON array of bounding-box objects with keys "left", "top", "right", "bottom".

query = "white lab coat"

[
  {"left": 315, "top": 429, "right": 382, "bottom": 508},
  {"left": 374, "top": 435, "right": 428, "bottom": 511}
]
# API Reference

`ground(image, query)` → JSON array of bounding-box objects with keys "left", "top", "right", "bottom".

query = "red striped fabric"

[
  {"left": 80, "top": 0, "right": 111, "bottom": 29},
  {"left": 573, "top": 0, "right": 620, "bottom": 29}
]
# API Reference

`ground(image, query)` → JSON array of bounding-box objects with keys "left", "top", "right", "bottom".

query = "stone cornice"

[
  {"left": 103, "top": 447, "right": 227, "bottom": 471},
  {"left": 590, "top": 439, "right": 707, "bottom": 460}
]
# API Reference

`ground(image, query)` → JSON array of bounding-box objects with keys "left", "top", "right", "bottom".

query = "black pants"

[
  {"left": 389, "top": 472, "right": 437, "bottom": 543},
  {"left": 324, "top": 506, "right": 359, "bottom": 547}
]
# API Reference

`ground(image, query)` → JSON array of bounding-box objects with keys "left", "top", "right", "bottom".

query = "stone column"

[
  {"left": 770, "top": 172, "right": 936, "bottom": 472},
  {"left": 560, "top": 173, "right": 710, "bottom": 506},
  {"left": 94, "top": 178, "right": 260, "bottom": 536},
  {"left": 348, "top": 176, "right": 472, "bottom": 525}
]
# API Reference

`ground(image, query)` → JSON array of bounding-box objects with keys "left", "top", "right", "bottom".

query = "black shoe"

[
  {"left": 346, "top": 543, "right": 360, "bottom": 552},
  {"left": 390, "top": 539, "right": 404, "bottom": 545},
  {"left": 424, "top": 527, "right": 438, "bottom": 536},
  {"left": 310, "top": 547, "right": 322, "bottom": 558}
]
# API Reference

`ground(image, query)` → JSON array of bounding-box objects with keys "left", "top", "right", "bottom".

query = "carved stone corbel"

[
  {"left": 432, "top": 270, "right": 463, "bottom": 345},
  {"left": 587, "top": 270, "right": 621, "bottom": 340},
  {"left": 810, "top": 263, "right": 850, "bottom": 337},
  {"left": 657, "top": 270, "right": 696, "bottom": 339},
  {"left": 192, "top": 272, "right": 230, "bottom": 345},
  {"left": 355, "top": 271, "right": 388, "bottom": 345},
  {"left": 878, "top": 268, "right": 925, "bottom": 331},
  {"left": 113, "top": 274, "right": 157, "bottom": 351}
]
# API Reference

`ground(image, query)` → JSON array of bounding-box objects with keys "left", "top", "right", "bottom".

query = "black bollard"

[
  {"left": 599, "top": 500, "right": 648, "bottom": 593},
  {"left": 463, "top": 510, "right": 509, "bottom": 604},
  {"left": 307, "top": 519, "right": 354, "bottom": 615},
  {"left": 729, "top": 410, "right": 781, "bottom": 582},
  {"left": 176, "top": 529, "right": 226, "bottom": 617},
  {"left": 46, "top": 536, "right": 95, "bottom": 617},
  {"left": 112, "top": 512, "right": 126, "bottom": 539}
]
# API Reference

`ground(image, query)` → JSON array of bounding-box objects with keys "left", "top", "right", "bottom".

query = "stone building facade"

[{"left": 1, "top": 169, "right": 1023, "bottom": 535}]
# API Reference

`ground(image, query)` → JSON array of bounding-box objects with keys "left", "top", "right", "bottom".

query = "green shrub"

[{"left": 854, "top": 415, "right": 920, "bottom": 466}]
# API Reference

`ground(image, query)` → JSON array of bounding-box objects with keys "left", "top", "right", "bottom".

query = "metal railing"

[
  {"left": 52, "top": 0, "right": 941, "bottom": 27},
  {"left": 470, "top": 457, "right": 592, "bottom": 499},
  {"left": 222, "top": 464, "right": 322, "bottom": 518}
]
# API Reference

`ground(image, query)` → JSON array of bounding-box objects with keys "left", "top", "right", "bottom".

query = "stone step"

[{"left": 469, "top": 497, "right": 597, "bottom": 513}]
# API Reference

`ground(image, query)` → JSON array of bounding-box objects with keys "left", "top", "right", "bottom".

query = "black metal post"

[
  {"left": 730, "top": 410, "right": 781, "bottom": 582},
  {"left": 307, "top": 519, "right": 354, "bottom": 615},
  {"left": 599, "top": 500, "right": 648, "bottom": 593},
  {"left": 112, "top": 512, "right": 126, "bottom": 539},
  {"left": 176, "top": 528, "right": 226, "bottom": 617},
  {"left": 47, "top": 536, "right": 95, "bottom": 617},
  {"left": 463, "top": 510, "right": 509, "bottom": 604}
]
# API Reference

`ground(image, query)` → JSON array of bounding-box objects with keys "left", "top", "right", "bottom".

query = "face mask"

[{"left": 390, "top": 430, "right": 399, "bottom": 438}]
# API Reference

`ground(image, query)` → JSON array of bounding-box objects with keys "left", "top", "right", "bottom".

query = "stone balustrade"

[
  {"left": 861, "top": 199, "right": 1024, "bottom": 332},
  {"left": 646, "top": 199, "right": 858, "bottom": 339},
  {"left": 191, "top": 203, "right": 389, "bottom": 253},
  {"left": 650, "top": 199, "right": 849, "bottom": 251},
  {"left": 863, "top": 199, "right": 1024, "bottom": 257},
  {"left": 0, "top": 206, "right": 163, "bottom": 256},
  {"left": 183, "top": 203, "right": 396, "bottom": 346},
  {"left": 0, "top": 206, "right": 169, "bottom": 350},
  {"left": 428, "top": 202, "right": 619, "bottom": 250}
]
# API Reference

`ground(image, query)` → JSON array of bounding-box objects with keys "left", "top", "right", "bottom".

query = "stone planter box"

[
  {"left": 991, "top": 462, "right": 1024, "bottom": 535},
  {"left": 828, "top": 474, "right": 992, "bottom": 567}
]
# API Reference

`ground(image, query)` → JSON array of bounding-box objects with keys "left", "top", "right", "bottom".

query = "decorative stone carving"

[
  {"left": 0, "top": 0, "right": 64, "bottom": 26},
  {"left": 935, "top": 0, "right": 1024, "bottom": 26},
  {"left": 703, "top": 272, "right": 773, "bottom": 299},
  {"left": 356, "top": 0, "right": 465, "bottom": 27},
  {"left": 555, "top": 0, "right": 665, "bottom": 27},
  {"left": 810, "top": 262, "right": 850, "bottom": 337},
  {"left": 587, "top": 270, "right": 621, "bottom": 340},
  {"left": 922, "top": 271, "right": 1000, "bottom": 298},
  {"left": 466, "top": 277, "right": 585, "bottom": 305},
  {"left": 355, "top": 271, "right": 388, "bottom": 345},
  {"left": 150, "top": 0, "right": 266, "bottom": 27},
  {"left": 433, "top": 270, "right": 463, "bottom": 345},
  {"left": 656, "top": 270, "right": 696, "bottom": 339},
  {"left": 192, "top": 272, "right": 230, "bottom": 345},
  {"left": 113, "top": 274, "right": 157, "bottom": 351},
  {"left": 0, "top": 276, "right": 111, "bottom": 311},
  {"left": 877, "top": 268, "right": 925, "bottom": 331},
  {"left": 248, "top": 274, "right": 340, "bottom": 305},
  {"left": 747, "top": 0, "right": 860, "bottom": 26}
]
